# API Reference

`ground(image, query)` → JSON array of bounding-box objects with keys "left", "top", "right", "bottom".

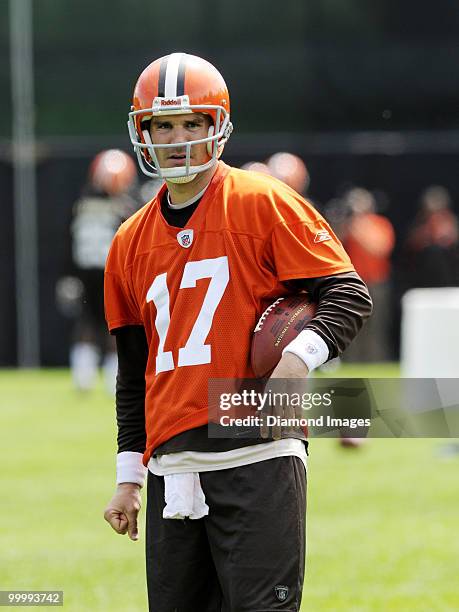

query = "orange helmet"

[
  {"left": 266, "top": 152, "right": 310, "bottom": 194},
  {"left": 89, "top": 149, "right": 137, "bottom": 195},
  {"left": 128, "top": 52, "right": 233, "bottom": 182}
]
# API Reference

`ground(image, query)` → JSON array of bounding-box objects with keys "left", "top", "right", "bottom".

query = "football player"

[
  {"left": 66, "top": 149, "right": 138, "bottom": 393},
  {"left": 103, "top": 52, "right": 372, "bottom": 611}
]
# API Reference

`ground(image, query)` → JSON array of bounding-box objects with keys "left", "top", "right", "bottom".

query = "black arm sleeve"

[
  {"left": 284, "top": 271, "right": 373, "bottom": 360},
  {"left": 114, "top": 325, "right": 148, "bottom": 454}
]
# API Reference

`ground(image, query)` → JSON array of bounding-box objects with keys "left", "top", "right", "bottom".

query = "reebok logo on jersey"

[
  {"left": 314, "top": 229, "right": 332, "bottom": 244},
  {"left": 177, "top": 229, "right": 194, "bottom": 248}
]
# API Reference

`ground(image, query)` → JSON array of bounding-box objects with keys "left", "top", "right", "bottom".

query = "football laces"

[{"left": 253, "top": 297, "right": 285, "bottom": 333}]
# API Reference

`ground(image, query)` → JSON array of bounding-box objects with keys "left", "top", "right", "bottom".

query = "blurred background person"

[
  {"left": 239, "top": 160, "right": 272, "bottom": 175},
  {"left": 402, "top": 185, "right": 459, "bottom": 290},
  {"left": 138, "top": 176, "right": 164, "bottom": 205},
  {"left": 340, "top": 187, "right": 396, "bottom": 362},
  {"left": 266, "top": 152, "right": 310, "bottom": 196},
  {"left": 57, "top": 149, "right": 138, "bottom": 393}
]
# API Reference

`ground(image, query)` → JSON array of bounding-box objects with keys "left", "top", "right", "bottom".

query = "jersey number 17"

[{"left": 146, "top": 256, "right": 229, "bottom": 373}]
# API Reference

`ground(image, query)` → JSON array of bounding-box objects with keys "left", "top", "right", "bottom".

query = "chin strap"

[{"left": 167, "top": 173, "right": 198, "bottom": 184}]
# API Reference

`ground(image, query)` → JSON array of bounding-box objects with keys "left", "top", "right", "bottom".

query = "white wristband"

[
  {"left": 282, "top": 329, "right": 329, "bottom": 372},
  {"left": 116, "top": 451, "right": 148, "bottom": 487}
]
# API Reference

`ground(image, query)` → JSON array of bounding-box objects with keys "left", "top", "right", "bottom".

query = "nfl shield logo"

[
  {"left": 275, "top": 585, "right": 289, "bottom": 601},
  {"left": 177, "top": 229, "right": 194, "bottom": 248}
]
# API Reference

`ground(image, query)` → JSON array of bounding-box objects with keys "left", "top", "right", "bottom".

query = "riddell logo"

[
  {"left": 153, "top": 95, "right": 190, "bottom": 110},
  {"left": 160, "top": 98, "right": 181, "bottom": 106}
]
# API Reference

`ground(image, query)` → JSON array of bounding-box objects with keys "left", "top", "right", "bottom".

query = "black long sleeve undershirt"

[
  {"left": 115, "top": 325, "right": 148, "bottom": 454},
  {"left": 285, "top": 272, "right": 373, "bottom": 360}
]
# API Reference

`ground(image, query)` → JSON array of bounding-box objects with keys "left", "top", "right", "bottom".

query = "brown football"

[{"left": 251, "top": 295, "right": 317, "bottom": 378}]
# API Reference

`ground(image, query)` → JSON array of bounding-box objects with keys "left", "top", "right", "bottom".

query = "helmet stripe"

[
  {"left": 157, "top": 55, "right": 168, "bottom": 97},
  {"left": 164, "top": 52, "right": 183, "bottom": 97},
  {"left": 176, "top": 54, "right": 186, "bottom": 96}
]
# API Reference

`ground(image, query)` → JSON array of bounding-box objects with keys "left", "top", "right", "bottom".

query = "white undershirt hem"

[{"left": 148, "top": 438, "right": 307, "bottom": 476}]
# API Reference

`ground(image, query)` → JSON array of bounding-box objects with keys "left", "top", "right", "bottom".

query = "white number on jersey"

[{"left": 146, "top": 256, "right": 229, "bottom": 373}]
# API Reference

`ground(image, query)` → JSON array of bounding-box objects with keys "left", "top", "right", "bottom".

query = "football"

[{"left": 251, "top": 295, "right": 317, "bottom": 377}]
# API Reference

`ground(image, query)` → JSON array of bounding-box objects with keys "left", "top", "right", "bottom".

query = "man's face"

[{"left": 149, "top": 112, "right": 212, "bottom": 170}]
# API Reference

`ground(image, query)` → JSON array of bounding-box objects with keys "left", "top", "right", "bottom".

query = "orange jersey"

[{"left": 104, "top": 162, "right": 354, "bottom": 464}]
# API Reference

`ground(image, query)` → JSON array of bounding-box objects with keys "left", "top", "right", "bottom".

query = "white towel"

[{"left": 163, "top": 472, "right": 209, "bottom": 520}]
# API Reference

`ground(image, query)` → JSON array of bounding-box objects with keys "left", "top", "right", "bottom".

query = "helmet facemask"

[{"left": 128, "top": 99, "right": 233, "bottom": 181}]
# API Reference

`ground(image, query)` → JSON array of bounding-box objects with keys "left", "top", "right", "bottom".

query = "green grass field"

[{"left": 0, "top": 368, "right": 458, "bottom": 611}]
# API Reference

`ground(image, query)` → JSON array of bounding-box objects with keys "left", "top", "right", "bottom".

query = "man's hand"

[
  {"left": 261, "top": 352, "right": 309, "bottom": 440},
  {"left": 269, "top": 352, "right": 309, "bottom": 379},
  {"left": 104, "top": 483, "right": 142, "bottom": 541}
]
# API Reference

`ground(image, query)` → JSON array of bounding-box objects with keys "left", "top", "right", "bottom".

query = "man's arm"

[
  {"left": 272, "top": 271, "right": 373, "bottom": 377},
  {"left": 115, "top": 325, "right": 148, "bottom": 457},
  {"left": 284, "top": 271, "right": 372, "bottom": 358},
  {"left": 264, "top": 271, "right": 372, "bottom": 439},
  {"left": 104, "top": 325, "right": 148, "bottom": 541}
]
